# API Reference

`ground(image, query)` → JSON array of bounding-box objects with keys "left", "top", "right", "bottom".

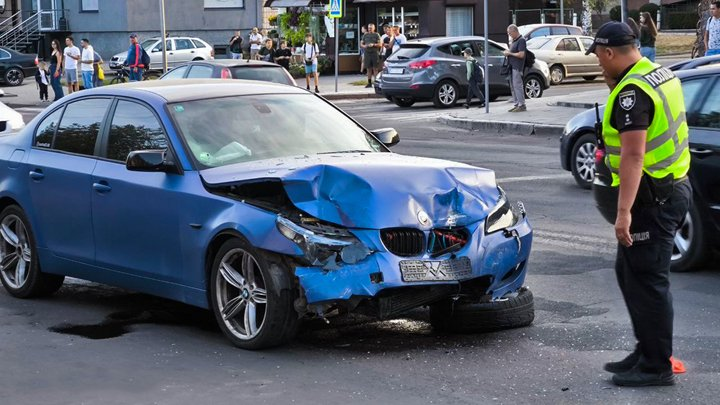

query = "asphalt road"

[{"left": 2, "top": 74, "right": 719, "bottom": 405}]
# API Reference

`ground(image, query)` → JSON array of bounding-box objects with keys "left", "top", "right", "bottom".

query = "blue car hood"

[{"left": 200, "top": 153, "right": 500, "bottom": 229}]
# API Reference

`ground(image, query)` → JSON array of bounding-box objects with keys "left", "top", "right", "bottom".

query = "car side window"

[
  {"left": 163, "top": 65, "right": 189, "bottom": 79},
  {"left": 555, "top": 40, "right": 566, "bottom": 51},
  {"left": 551, "top": 27, "right": 569, "bottom": 35},
  {"left": 53, "top": 98, "right": 111, "bottom": 156},
  {"left": 487, "top": 44, "right": 506, "bottom": 57},
  {"left": 186, "top": 65, "right": 214, "bottom": 78},
  {"left": 106, "top": 101, "right": 168, "bottom": 162},
  {"left": 692, "top": 78, "right": 720, "bottom": 129},
  {"left": 682, "top": 78, "right": 711, "bottom": 121},
  {"left": 175, "top": 39, "right": 195, "bottom": 50},
  {"left": 0, "top": 49, "right": 10, "bottom": 59},
  {"left": 192, "top": 40, "right": 206, "bottom": 49},
  {"left": 34, "top": 108, "right": 64, "bottom": 149},
  {"left": 530, "top": 27, "right": 551, "bottom": 39},
  {"left": 580, "top": 38, "right": 594, "bottom": 51},
  {"left": 563, "top": 38, "right": 581, "bottom": 52}
]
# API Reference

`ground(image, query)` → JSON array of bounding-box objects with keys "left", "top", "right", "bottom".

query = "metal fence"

[{"left": 509, "top": 8, "right": 579, "bottom": 27}]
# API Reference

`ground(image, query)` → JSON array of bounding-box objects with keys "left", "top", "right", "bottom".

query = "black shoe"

[
  {"left": 306, "top": 86, "right": 310, "bottom": 91},
  {"left": 604, "top": 351, "right": 640, "bottom": 374},
  {"left": 365, "top": 83, "right": 372, "bottom": 88},
  {"left": 315, "top": 87, "right": 320, "bottom": 94},
  {"left": 463, "top": 103, "right": 470, "bottom": 109},
  {"left": 612, "top": 366, "right": 675, "bottom": 387},
  {"left": 478, "top": 103, "right": 486, "bottom": 108}
]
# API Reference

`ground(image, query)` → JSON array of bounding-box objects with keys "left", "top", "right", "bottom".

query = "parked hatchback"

[
  {"left": 518, "top": 24, "right": 584, "bottom": 40},
  {"left": 110, "top": 37, "right": 214, "bottom": 70},
  {"left": 527, "top": 35, "right": 601, "bottom": 84},
  {"left": 380, "top": 36, "right": 551, "bottom": 108},
  {"left": 160, "top": 60, "right": 296, "bottom": 86}
]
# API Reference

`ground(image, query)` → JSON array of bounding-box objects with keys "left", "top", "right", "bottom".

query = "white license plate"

[
  {"left": 400, "top": 257, "right": 472, "bottom": 282},
  {"left": 388, "top": 67, "right": 404, "bottom": 75}
]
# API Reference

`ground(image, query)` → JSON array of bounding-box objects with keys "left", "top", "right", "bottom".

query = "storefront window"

[
  {"left": 376, "top": 6, "right": 419, "bottom": 40},
  {"left": 403, "top": 6, "right": 419, "bottom": 40},
  {"left": 338, "top": 6, "right": 359, "bottom": 54}
]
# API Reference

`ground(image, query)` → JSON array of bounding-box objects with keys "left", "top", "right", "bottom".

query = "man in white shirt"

[
  {"left": 249, "top": 27, "right": 263, "bottom": 60},
  {"left": 80, "top": 38, "right": 95, "bottom": 90},
  {"left": 391, "top": 26, "right": 407, "bottom": 54},
  {"left": 705, "top": 1, "right": 720, "bottom": 56},
  {"left": 63, "top": 36, "right": 81, "bottom": 94}
]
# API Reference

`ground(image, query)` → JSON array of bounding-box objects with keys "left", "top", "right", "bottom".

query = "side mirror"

[
  {"left": 126, "top": 150, "right": 177, "bottom": 173},
  {"left": 152, "top": 47, "right": 161, "bottom": 53},
  {"left": 371, "top": 128, "right": 400, "bottom": 147}
]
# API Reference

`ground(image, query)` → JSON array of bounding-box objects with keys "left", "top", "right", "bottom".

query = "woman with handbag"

[{"left": 303, "top": 33, "right": 320, "bottom": 93}]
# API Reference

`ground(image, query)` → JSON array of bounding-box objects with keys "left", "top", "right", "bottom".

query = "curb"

[
  {"left": 553, "top": 101, "right": 595, "bottom": 109},
  {"left": 322, "top": 92, "right": 382, "bottom": 101},
  {"left": 438, "top": 116, "right": 564, "bottom": 136}
]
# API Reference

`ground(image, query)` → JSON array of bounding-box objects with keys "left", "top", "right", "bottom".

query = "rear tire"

[
  {"left": 670, "top": 201, "right": 706, "bottom": 273},
  {"left": 393, "top": 97, "right": 415, "bottom": 108},
  {"left": 433, "top": 80, "right": 458, "bottom": 108},
  {"left": 209, "top": 237, "right": 299, "bottom": 349},
  {"left": 430, "top": 288, "right": 534, "bottom": 333},
  {"left": 0, "top": 206, "right": 64, "bottom": 298},
  {"left": 570, "top": 133, "right": 597, "bottom": 189}
]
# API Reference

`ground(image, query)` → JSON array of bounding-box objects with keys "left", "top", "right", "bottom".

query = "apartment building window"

[{"left": 81, "top": 0, "right": 99, "bottom": 12}]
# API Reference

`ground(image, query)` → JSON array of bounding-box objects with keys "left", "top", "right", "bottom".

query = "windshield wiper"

[{"left": 317, "top": 150, "right": 373, "bottom": 155}]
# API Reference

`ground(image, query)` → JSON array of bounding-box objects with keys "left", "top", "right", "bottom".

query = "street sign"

[{"left": 329, "top": 0, "right": 342, "bottom": 18}]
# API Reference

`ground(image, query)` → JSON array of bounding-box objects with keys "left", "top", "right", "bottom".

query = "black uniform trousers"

[
  {"left": 615, "top": 179, "right": 691, "bottom": 373},
  {"left": 466, "top": 76, "right": 485, "bottom": 104}
]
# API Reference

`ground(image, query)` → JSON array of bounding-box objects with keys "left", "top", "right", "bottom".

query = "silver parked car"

[
  {"left": 110, "top": 37, "right": 215, "bottom": 70},
  {"left": 518, "top": 24, "right": 584, "bottom": 40},
  {"left": 380, "top": 36, "right": 551, "bottom": 108},
  {"left": 527, "top": 35, "right": 601, "bottom": 85}
]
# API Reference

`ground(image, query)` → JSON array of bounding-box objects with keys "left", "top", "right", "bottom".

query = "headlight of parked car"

[
  {"left": 276, "top": 216, "right": 372, "bottom": 269},
  {"left": 484, "top": 188, "right": 519, "bottom": 234}
]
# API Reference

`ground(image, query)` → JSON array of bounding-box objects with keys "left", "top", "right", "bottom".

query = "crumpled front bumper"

[{"left": 295, "top": 209, "right": 532, "bottom": 305}]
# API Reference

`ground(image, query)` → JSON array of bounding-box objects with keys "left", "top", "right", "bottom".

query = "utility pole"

[
  {"left": 160, "top": 0, "right": 168, "bottom": 73},
  {"left": 560, "top": 0, "right": 564, "bottom": 25},
  {"left": 483, "top": 0, "right": 489, "bottom": 114},
  {"left": 621, "top": 0, "right": 628, "bottom": 22}
]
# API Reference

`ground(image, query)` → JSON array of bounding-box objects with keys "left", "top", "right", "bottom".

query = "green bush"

[
  {"left": 639, "top": 3, "right": 660, "bottom": 20},
  {"left": 609, "top": 6, "right": 640, "bottom": 22},
  {"left": 288, "top": 55, "right": 334, "bottom": 78}
]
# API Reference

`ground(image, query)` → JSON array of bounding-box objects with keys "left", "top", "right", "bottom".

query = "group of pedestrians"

[
  {"left": 359, "top": 23, "right": 407, "bottom": 87},
  {"left": 36, "top": 36, "right": 106, "bottom": 102}
]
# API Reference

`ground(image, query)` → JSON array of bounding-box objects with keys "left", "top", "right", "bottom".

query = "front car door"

[
  {"left": 558, "top": 37, "right": 583, "bottom": 76},
  {"left": 150, "top": 39, "right": 173, "bottom": 70},
  {"left": 435, "top": 41, "right": 474, "bottom": 95},
  {"left": 578, "top": 37, "right": 602, "bottom": 76},
  {"left": 26, "top": 98, "right": 112, "bottom": 268}
]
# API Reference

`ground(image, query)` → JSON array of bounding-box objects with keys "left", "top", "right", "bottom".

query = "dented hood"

[{"left": 200, "top": 153, "right": 500, "bottom": 229}]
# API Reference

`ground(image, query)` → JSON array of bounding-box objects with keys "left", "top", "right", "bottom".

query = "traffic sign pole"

[{"left": 330, "top": 0, "right": 343, "bottom": 93}]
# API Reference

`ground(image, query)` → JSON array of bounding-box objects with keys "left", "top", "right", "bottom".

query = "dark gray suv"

[{"left": 379, "top": 36, "right": 551, "bottom": 108}]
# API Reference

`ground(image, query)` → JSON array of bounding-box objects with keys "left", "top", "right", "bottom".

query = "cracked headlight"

[
  {"left": 484, "top": 188, "right": 518, "bottom": 234},
  {"left": 276, "top": 216, "right": 371, "bottom": 269}
]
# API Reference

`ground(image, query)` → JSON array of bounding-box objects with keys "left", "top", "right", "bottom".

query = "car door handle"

[
  {"left": 29, "top": 169, "right": 44, "bottom": 180},
  {"left": 93, "top": 182, "right": 112, "bottom": 193},
  {"left": 689, "top": 148, "right": 713, "bottom": 157}
]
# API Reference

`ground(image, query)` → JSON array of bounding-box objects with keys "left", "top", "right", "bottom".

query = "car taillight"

[
  {"left": 34, "top": 57, "right": 38, "bottom": 65},
  {"left": 408, "top": 60, "right": 436, "bottom": 70},
  {"left": 220, "top": 68, "right": 232, "bottom": 79}
]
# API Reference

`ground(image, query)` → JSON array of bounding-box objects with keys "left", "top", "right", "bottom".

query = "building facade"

[{"left": 14, "top": 0, "right": 263, "bottom": 60}]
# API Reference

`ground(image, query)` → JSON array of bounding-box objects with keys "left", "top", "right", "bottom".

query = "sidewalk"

[
  {"left": 438, "top": 88, "right": 609, "bottom": 136},
  {"left": 316, "top": 74, "right": 379, "bottom": 100}
]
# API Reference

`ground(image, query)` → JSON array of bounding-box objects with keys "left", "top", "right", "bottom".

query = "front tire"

[
  {"left": 430, "top": 288, "right": 534, "bottom": 333},
  {"left": 209, "top": 238, "right": 299, "bottom": 349},
  {"left": 570, "top": 133, "right": 597, "bottom": 189},
  {"left": 670, "top": 200, "right": 706, "bottom": 272},
  {"left": 550, "top": 64, "right": 565, "bottom": 85},
  {"left": 393, "top": 97, "right": 415, "bottom": 107},
  {"left": 4, "top": 67, "right": 24, "bottom": 86},
  {"left": 0, "top": 206, "right": 64, "bottom": 298},
  {"left": 433, "top": 80, "right": 458, "bottom": 108},
  {"left": 524, "top": 75, "right": 544, "bottom": 98}
]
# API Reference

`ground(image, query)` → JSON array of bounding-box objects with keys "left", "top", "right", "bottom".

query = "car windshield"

[
  {"left": 387, "top": 45, "right": 429, "bottom": 61},
  {"left": 527, "top": 37, "right": 551, "bottom": 49},
  {"left": 169, "top": 94, "right": 384, "bottom": 168},
  {"left": 231, "top": 66, "right": 293, "bottom": 85}
]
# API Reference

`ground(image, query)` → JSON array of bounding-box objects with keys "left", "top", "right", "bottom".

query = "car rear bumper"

[{"left": 380, "top": 82, "right": 435, "bottom": 100}]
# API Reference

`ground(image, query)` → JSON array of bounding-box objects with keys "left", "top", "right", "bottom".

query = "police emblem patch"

[{"left": 619, "top": 90, "right": 636, "bottom": 111}]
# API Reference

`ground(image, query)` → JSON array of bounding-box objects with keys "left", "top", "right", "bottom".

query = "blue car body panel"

[{"left": 0, "top": 83, "right": 533, "bottom": 313}]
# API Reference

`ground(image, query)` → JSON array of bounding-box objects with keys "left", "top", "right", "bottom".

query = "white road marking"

[
  {"left": 496, "top": 174, "right": 570, "bottom": 183},
  {"left": 532, "top": 230, "right": 616, "bottom": 255}
]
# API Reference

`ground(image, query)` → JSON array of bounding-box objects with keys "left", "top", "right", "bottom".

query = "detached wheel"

[
  {"left": 571, "top": 133, "right": 597, "bottom": 189},
  {"left": 583, "top": 76, "right": 597, "bottom": 81},
  {"left": 0, "top": 206, "right": 64, "bottom": 298},
  {"left": 430, "top": 288, "right": 534, "bottom": 333},
  {"left": 433, "top": 80, "right": 458, "bottom": 108},
  {"left": 4, "top": 67, "right": 24, "bottom": 86},
  {"left": 550, "top": 64, "right": 565, "bottom": 85},
  {"left": 210, "top": 238, "right": 299, "bottom": 349},
  {"left": 524, "top": 75, "right": 543, "bottom": 99},
  {"left": 393, "top": 97, "right": 415, "bottom": 108},
  {"left": 671, "top": 200, "right": 706, "bottom": 273}
]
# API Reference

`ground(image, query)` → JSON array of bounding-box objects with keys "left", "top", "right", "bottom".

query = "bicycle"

[{"left": 109, "top": 66, "right": 160, "bottom": 85}]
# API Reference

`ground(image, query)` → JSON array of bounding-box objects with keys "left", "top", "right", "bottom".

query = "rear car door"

[
  {"left": 579, "top": 37, "right": 601, "bottom": 76},
  {"left": 558, "top": 37, "right": 583, "bottom": 75},
  {"left": 435, "top": 41, "right": 474, "bottom": 91},
  {"left": 686, "top": 75, "right": 720, "bottom": 224},
  {"left": 173, "top": 38, "right": 199, "bottom": 65},
  {"left": 26, "top": 98, "right": 112, "bottom": 263}
]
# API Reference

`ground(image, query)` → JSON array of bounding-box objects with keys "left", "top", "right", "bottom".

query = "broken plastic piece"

[{"left": 670, "top": 356, "right": 686, "bottom": 374}]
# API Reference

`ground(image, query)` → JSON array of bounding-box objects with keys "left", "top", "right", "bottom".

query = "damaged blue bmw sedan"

[{"left": 0, "top": 80, "right": 533, "bottom": 349}]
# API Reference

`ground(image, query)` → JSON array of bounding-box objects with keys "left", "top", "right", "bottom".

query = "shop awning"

[{"left": 265, "top": 0, "right": 318, "bottom": 7}]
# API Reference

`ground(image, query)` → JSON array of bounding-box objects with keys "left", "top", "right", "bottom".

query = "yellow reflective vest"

[{"left": 601, "top": 58, "right": 690, "bottom": 187}]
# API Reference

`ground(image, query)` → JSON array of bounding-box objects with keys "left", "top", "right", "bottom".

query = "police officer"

[{"left": 586, "top": 21, "right": 692, "bottom": 387}]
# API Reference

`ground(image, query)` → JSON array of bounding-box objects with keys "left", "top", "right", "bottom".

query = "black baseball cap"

[{"left": 585, "top": 21, "right": 637, "bottom": 55}]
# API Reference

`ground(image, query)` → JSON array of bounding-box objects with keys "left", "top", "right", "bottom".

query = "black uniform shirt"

[{"left": 610, "top": 63, "right": 655, "bottom": 134}]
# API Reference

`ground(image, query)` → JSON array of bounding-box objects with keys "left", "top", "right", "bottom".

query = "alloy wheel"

[
  {"left": 550, "top": 66, "right": 564, "bottom": 85},
  {"left": 215, "top": 248, "right": 268, "bottom": 340},
  {"left": 574, "top": 142, "right": 596, "bottom": 183},
  {"left": 525, "top": 78, "right": 542, "bottom": 98},
  {"left": 0, "top": 214, "right": 32, "bottom": 289},
  {"left": 672, "top": 212, "right": 693, "bottom": 262},
  {"left": 6, "top": 68, "right": 22, "bottom": 86},
  {"left": 438, "top": 83, "right": 456, "bottom": 105}
]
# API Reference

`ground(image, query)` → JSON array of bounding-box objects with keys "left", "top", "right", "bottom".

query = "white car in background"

[
  {"left": 0, "top": 101, "right": 24, "bottom": 134},
  {"left": 527, "top": 35, "right": 601, "bottom": 85},
  {"left": 109, "top": 37, "right": 215, "bottom": 70}
]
